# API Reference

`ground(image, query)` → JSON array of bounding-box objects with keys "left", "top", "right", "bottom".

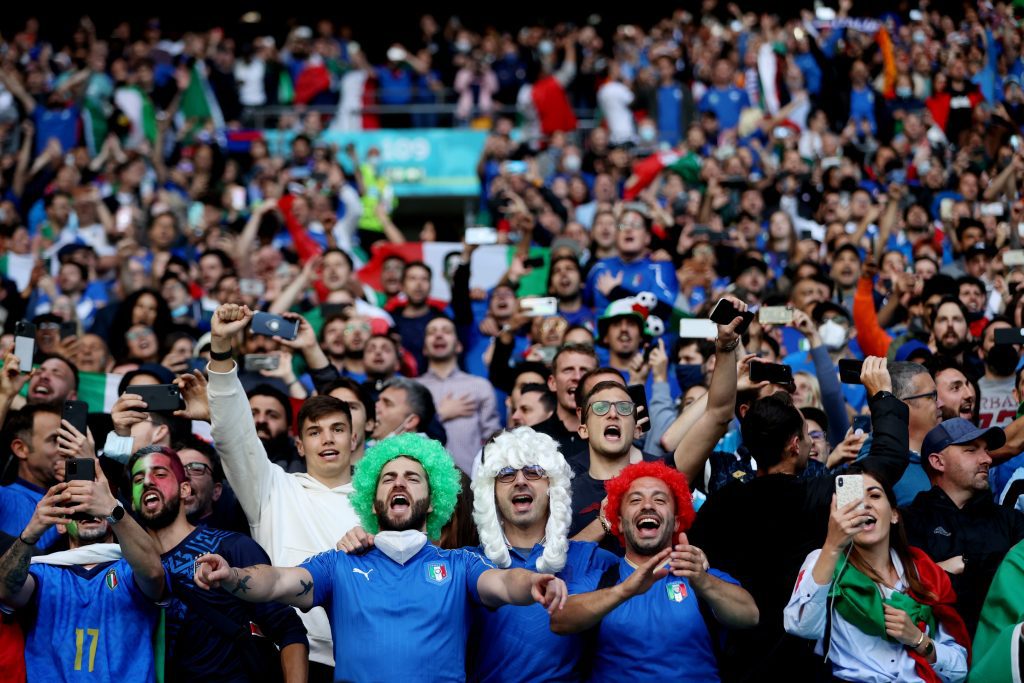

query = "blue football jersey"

[{"left": 24, "top": 560, "right": 163, "bottom": 682}]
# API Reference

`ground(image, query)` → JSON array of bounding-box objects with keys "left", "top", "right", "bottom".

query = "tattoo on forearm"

[
  {"left": 232, "top": 573, "right": 251, "bottom": 598},
  {"left": 0, "top": 543, "right": 32, "bottom": 596},
  {"left": 296, "top": 579, "right": 313, "bottom": 597}
]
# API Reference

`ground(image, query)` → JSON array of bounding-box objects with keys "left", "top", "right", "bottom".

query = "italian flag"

[
  {"left": 356, "top": 241, "right": 551, "bottom": 303},
  {"left": 623, "top": 150, "right": 702, "bottom": 200},
  {"left": 113, "top": 85, "right": 158, "bottom": 150},
  {"left": 76, "top": 371, "right": 124, "bottom": 414},
  {"left": 971, "top": 539, "right": 1024, "bottom": 683}
]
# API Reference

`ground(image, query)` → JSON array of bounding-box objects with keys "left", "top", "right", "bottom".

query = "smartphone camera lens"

[{"left": 268, "top": 320, "right": 280, "bottom": 332}]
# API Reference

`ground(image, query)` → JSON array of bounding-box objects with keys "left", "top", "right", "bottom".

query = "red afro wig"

[{"left": 604, "top": 461, "right": 695, "bottom": 545}]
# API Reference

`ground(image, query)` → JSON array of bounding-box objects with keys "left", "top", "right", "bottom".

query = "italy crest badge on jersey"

[
  {"left": 425, "top": 562, "right": 450, "bottom": 585},
  {"left": 105, "top": 569, "right": 119, "bottom": 591},
  {"left": 666, "top": 582, "right": 686, "bottom": 602}
]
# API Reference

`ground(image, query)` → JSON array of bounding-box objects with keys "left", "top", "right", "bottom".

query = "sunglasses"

[
  {"left": 588, "top": 400, "right": 635, "bottom": 417},
  {"left": 496, "top": 465, "right": 546, "bottom": 483}
]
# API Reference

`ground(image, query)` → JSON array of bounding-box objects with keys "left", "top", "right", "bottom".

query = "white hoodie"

[{"left": 208, "top": 364, "right": 360, "bottom": 667}]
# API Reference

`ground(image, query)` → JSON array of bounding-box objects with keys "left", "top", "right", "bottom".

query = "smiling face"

[
  {"left": 27, "top": 357, "right": 77, "bottom": 404},
  {"left": 851, "top": 474, "right": 896, "bottom": 549},
  {"left": 619, "top": 476, "right": 678, "bottom": 555},
  {"left": 295, "top": 410, "right": 354, "bottom": 483},
  {"left": 373, "top": 456, "right": 432, "bottom": 532},
  {"left": 130, "top": 452, "right": 188, "bottom": 530}
]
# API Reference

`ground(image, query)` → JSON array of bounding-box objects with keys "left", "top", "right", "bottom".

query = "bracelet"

[
  {"left": 209, "top": 348, "right": 232, "bottom": 361},
  {"left": 912, "top": 630, "right": 926, "bottom": 649},
  {"left": 716, "top": 338, "right": 740, "bottom": 352},
  {"left": 18, "top": 533, "right": 36, "bottom": 546}
]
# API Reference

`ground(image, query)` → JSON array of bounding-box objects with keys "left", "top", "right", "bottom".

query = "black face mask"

[{"left": 986, "top": 344, "right": 1021, "bottom": 377}]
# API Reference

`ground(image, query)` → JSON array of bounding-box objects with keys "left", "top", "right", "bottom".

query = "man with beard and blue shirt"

[
  {"left": 0, "top": 462, "right": 168, "bottom": 681},
  {"left": 130, "top": 445, "right": 309, "bottom": 683},
  {"left": 194, "top": 434, "right": 569, "bottom": 683}
]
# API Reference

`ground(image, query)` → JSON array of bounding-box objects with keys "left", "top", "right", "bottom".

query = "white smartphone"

[
  {"left": 678, "top": 318, "right": 718, "bottom": 339},
  {"left": 520, "top": 296, "right": 558, "bottom": 317},
  {"left": 758, "top": 306, "right": 795, "bottom": 325},
  {"left": 835, "top": 474, "right": 865, "bottom": 510},
  {"left": 1004, "top": 250, "right": 1024, "bottom": 267},
  {"left": 230, "top": 186, "right": 247, "bottom": 211},
  {"left": 465, "top": 227, "right": 498, "bottom": 245},
  {"left": 239, "top": 278, "right": 265, "bottom": 297},
  {"left": 14, "top": 321, "right": 35, "bottom": 373}
]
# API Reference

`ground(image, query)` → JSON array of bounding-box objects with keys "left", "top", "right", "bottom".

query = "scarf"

[{"left": 830, "top": 547, "right": 970, "bottom": 682}]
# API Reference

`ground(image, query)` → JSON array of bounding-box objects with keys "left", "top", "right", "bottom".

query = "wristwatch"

[{"left": 106, "top": 504, "right": 126, "bottom": 525}]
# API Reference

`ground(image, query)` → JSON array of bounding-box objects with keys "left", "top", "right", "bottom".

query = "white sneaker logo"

[{"left": 353, "top": 568, "right": 374, "bottom": 581}]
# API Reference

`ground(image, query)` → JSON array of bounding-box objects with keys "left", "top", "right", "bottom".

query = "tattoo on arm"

[
  {"left": 296, "top": 579, "right": 313, "bottom": 598},
  {"left": 230, "top": 569, "right": 252, "bottom": 595},
  {"left": 0, "top": 542, "right": 32, "bottom": 596}
]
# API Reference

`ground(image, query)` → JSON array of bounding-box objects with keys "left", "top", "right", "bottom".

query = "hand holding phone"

[
  {"left": 710, "top": 298, "right": 754, "bottom": 335},
  {"left": 838, "top": 359, "right": 864, "bottom": 384},
  {"left": 14, "top": 321, "right": 35, "bottom": 373},
  {"left": 748, "top": 362, "right": 793, "bottom": 385},
  {"left": 835, "top": 474, "right": 865, "bottom": 512}
]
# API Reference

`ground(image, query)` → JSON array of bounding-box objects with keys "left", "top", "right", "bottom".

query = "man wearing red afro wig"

[{"left": 551, "top": 461, "right": 758, "bottom": 681}]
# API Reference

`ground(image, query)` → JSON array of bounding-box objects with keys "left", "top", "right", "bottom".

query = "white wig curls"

[{"left": 471, "top": 427, "right": 573, "bottom": 574}]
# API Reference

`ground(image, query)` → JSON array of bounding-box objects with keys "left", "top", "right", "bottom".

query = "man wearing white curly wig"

[{"left": 467, "top": 427, "right": 619, "bottom": 682}]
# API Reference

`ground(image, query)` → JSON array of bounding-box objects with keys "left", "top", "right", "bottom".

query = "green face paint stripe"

[
  {"left": 67, "top": 521, "right": 78, "bottom": 537},
  {"left": 130, "top": 458, "right": 148, "bottom": 510}
]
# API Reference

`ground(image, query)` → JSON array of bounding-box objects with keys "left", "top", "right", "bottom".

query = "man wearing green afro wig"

[
  {"left": 193, "top": 433, "right": 571, "bottom": 683},
  {"left": 349, "top": 432, "right": 460, "bottom": 540}
]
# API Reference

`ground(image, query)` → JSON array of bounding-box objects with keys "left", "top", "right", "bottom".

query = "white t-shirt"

[{"left": 597, "top": 80, "right": 636, "bottom": 144}]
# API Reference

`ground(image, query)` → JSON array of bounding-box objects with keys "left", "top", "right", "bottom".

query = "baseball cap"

[{"left": 922, "top": 418, "right": 1005, "bottom": 457}]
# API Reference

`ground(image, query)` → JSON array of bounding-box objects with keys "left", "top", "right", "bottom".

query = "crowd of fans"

[{"left": 5, "top": 2, "right": 1024, "bottom": 682}]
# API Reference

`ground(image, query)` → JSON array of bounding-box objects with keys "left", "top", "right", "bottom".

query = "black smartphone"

[
  {"left": 522, "top": 256, "right": 545, "bottom": 269},
  {"left": 62, "top": 400, "right": 89, "bottom": 435},
  {"left": 709, "top": 298, "right": 754, "bottom": 335},
  {"left": 132, "top": 384, "right": 186, "bottom": 412},
  {"left": 14, "top": 320, "right": 35, "bottom": 372},
  {"left": 66, "top": 457, "right": 96, "bottom": 521},
  {"left": 250, "top": 312, "right": 299, "bottom": 341},
  {"left": 627, "top": 384, "right": 648, "bottom": 422},
  {"left": 66, "top": 458, "right": 96, "bottom": 482},
  {"left": 321, "top": 303, "right": 351, "bottom": 321},
  {"left": 994, "top": 328, "right": 1024, "bottom": 345},
  {"left": 60, "top": 321, "right": 77, "bottom": 339},
  {"left": 852, "top": 415, "right": 872, "bottom": 434},
  {"left": 838, "top": 359, "right": 864, "bottom": 384},
  {"left": 749, "top": 362, "right": 794, "bottom": 385}
]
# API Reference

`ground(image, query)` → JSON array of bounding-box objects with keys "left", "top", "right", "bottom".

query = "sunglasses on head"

[{"left": 496, "top": 465, "right": 547, "bottom": 483}]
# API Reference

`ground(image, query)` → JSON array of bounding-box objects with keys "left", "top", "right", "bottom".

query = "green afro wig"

[{"left": 349, "top": 433, "right": 462, "bottom": 540}]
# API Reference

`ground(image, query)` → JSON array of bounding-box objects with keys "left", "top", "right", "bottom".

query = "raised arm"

[
  {"left": 194, "top": 553, "right": 316, "bottom": 611},
  {"left": 0, "top": 484, "right": 73, "bottom": 608},
  {"left": 207, "top": 303, "right": 278, "bottom": 523},
  {"left": 673, "top": 300, "right": 749, "bottom": 484},
  {"left": 858, "top": 357, "right": 909, "bottom": 485},
  {"left": 268, "top": 257, "right": 319, "bottom": 315},
  {"left": 550, "top": 549, "right": 670, "bottom": 634},
  {"left": 66, "top": 469, "right": 166, "bottom": 601}
]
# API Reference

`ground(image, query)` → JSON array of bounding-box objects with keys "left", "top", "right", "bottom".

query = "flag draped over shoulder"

[{"left": 970, "top": 539, "right": 1024, "bottom": 683}]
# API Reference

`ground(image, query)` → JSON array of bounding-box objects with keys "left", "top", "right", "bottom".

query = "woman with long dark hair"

[
  {"left": 107, "top": 288, "right": 173, "bottom": 365},
  {"left": 784, "top": 465, "right": 970, "bottom": 682}
]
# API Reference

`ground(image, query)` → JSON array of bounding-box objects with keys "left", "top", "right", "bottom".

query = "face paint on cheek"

[
  {"left": 66, "top": 521, "right": 78, "bottom": 537},
  {"left": 131, "top": 458, "right": 148, "bottom": 510}
]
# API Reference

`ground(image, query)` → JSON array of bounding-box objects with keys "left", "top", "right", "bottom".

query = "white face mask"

[
  {"left": 375, "top": 530, "right": 428, "bottom": 565},
  {"left": 563, "top": 155, "right": 581, "bottom": 173},
  {"left": 818, "top": 319, "right": 848, "bottom": 351}
]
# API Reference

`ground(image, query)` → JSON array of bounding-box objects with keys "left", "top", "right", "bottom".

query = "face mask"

[
  {"left": 896, "top": 86, "right": 913, "bottom": 98},
  {"left": 454, "top": 40, "right": 472, "bottom": 54},
  {"left": 639, "top": 126, "right": 657, "bottom": 142},
  {"left": 986, "top": 344, "right": 1021, "bottom": 377},
  {"left": 818, "top": 320, "right": 848, "bottom": 351},
  {"left": 538, "top": 40, "right": 554, "bottom": 56},
  {"left": 907, "top": 315, "right": 928, "bottom": 336},
  {"left": 675, "top": 364, "right": 704, "bottom": 391},
  {"left": 563, "top": 155, "right": 581, "bottom": 173},
  {"left": 171, "top": 304, "right": 190, "bottom": 318},
  {"left": 367, "top": 156, "right": 380, "bottom": 170},
  {"left": 913, "top": 31, "right": 926, "bottom": 44},
  {"left": 375, "top": 530, "right": 428, "bottom": 565},
  {"left": 965, "top": 309, "right": 984, "bottom": 324}
]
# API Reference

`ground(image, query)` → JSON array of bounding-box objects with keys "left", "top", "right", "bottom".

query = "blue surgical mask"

[
  {"left": 675, "top": 364, "right": 704, "bottom": 391},
  {"left": 896, "top": 86, "right": 913, "bottom": 98},
  {"left": 171, "top": 304, "right": 190, "bottom": 318}
]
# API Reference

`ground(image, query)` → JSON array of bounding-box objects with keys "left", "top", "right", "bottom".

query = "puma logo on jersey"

[{"left": 353, "top": 568, "right": 374, "bottom": 581}]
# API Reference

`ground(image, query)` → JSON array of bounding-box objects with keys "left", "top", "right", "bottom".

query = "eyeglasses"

[
  {"left": 902, "top": 390, "right": 938, "bottom": 403},
  {"left": 617, "top": 221, "right": 645, "bottom": 231},
  {"left": 496, "top": 465, "right": 547, "bottom": 483},
  {"left": 183, "top": 462, "right": 213, "bottom": 478},
  {"left": 344, "top": 323, "right": 371, "bottom": 334},
  {"left": 126, "top": 328, "right": 155, "bottom": 341},
  {"left": 588, "top": 400, "right": 635, "bottom": 417}
]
